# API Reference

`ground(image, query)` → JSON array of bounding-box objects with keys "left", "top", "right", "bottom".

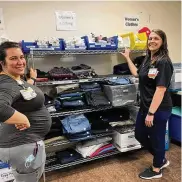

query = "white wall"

[{"left": 0, "top": 1, "right": 181, "bottom": 74}]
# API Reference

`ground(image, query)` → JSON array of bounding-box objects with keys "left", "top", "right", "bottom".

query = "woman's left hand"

[
  {"left": 145, "top": 115, "right": 154, "bottom": 127},
  {"left": 30, "top": 68, "right": 37, "bottom": 79}
]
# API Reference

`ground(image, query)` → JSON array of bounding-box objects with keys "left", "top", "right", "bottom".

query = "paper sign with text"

[
  {"left": 55, "top": 11, "right": 76, "bottom": 31},
  {"left": 0, "top": 8, "right": 5, "bottom": 30},
  {"left": 124, "top": 15, "right": 140, "bottom": 30}
]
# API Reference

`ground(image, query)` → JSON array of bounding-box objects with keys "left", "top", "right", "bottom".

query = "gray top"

[{"left": 0, "top": 75, "right": 52, "bottom": 148}]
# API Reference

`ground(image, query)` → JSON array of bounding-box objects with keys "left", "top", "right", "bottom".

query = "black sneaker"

[
  {"left": 160, "top": 158, "right": 170, "bottom": 169},
  {"left": 139, "top": 167, "right": 162, "bottom": 180}
]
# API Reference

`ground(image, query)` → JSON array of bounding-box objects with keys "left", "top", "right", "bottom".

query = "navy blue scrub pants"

[{"left": 135, "top": 109, "right": 171, "bottom": 168}]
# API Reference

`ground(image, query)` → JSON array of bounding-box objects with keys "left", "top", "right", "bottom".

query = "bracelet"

[{"left": 148, "top": 111, "right": 154, "bottom": 116}]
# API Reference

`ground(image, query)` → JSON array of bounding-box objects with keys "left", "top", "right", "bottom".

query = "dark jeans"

[{"left": 135, "top": 109, "right": 171, "bottom": 168}]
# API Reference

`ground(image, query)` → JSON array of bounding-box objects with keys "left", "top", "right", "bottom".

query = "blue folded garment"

[
  {"left": 80, "top": 82, "right": 101, "bottom": 90},
  {"left": 68, "top": 131, "right": 93, "bottom": 138},
  {"left": 98, "top": 145, "right": 115, "bottom": 154},
  {"left": 61, "top": 114, "right": 91, "bottom": 134},
  {"left": 62, "top": 100, "right": 85, "bottom": 107},
  {"left": 68, "top": 131, "right": 94, "bottom": 142},
  {"left": 54, "top": 99, "right": 62, "bottom": 110},
  {"left": 107, "top": 77, "right": 131, "bottom": 85},
  {"left": 56, "top": 149, "right": 82, "bottom": 164},
  {"left": 60, "top": 92, "right": 83, "bottom": 98}
]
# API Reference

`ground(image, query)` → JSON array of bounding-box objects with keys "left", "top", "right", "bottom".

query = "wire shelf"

[
  {"left": 35, "top": 77, "right": 104, "bottom": 86},
  {"left": 35, "top": 75, "right": 135, "bottom": 86},
  {"left": 28, "top": 49, "right": 145, "bottom": 57},
  {"left": 50, "top": 105, "right": 113, "bottom": 118},
  {"left": 45, "top": 132, "right": 113, "bottom": 149},
  {"left": 45, "top": 149, "right": 120, "bottom": 172}
]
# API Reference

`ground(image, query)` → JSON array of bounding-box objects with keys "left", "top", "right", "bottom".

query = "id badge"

[
  {"left": 20, "top": 87, "right": 37, "bottom": 100},
  {"left": 148, "top": 68, "right": 159, "bottom": 79}
]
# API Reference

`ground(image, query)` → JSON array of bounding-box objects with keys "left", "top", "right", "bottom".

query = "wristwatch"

[
  {"left": 30, "top": 77, "right": 36, "bottom": 82},
  {"left": 30, "top": 77, "right": 36, "bottom": 84},
  {"left": 148, "top": 111, "right": 154, "bottom": 116}
]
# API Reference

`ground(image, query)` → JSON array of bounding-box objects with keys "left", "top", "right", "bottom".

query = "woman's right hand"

[
  {"left": 120, "top": 48, "right": 131, "bottom": 60},
  {"left": 15, "top": 120, "right": 30, "bottom": 131}
]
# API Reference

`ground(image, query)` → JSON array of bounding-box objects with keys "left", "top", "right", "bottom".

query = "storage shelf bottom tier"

[{"left": 45, "top": 149, "right": 120, "bottom": 172}]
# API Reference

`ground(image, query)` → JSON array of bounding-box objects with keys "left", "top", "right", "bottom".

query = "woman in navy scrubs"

[{"left": 121, "top": 29, "right": 173, "bottom": 180}]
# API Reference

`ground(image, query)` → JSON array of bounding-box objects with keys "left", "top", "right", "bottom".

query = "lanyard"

[{"left": 0, "top": 72, "right": 27, "bottom": 89}]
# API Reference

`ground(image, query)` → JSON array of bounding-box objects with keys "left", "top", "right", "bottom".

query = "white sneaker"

[{"left": 160, "top": 159, "right": 170, "bottom": 169}]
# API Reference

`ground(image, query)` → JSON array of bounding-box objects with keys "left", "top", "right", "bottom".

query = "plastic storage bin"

[
  {"left": 169, "top": 107, "right": 181, "bottom": 142},
  {"left": 83, "top": 36, "right": 118, "bottom": 50},
  {"left": 103, "top": 84, "right": 137, "bottom": 107},
  {"left": 21, "top": 40, "right": 64, "bottom": 53},
  {"left": 170, "top": 63, "right": 181, "bottom": 91},
  {"left": 127, "top": 105, "right": 139, "bottom": 122},
  {"left": 21, "top": 40, "right": 38, "bottom": 53},
  {"left": 113, "top": 126, "right": 141, "bottom": 152},
  {"left": 120, "top": 32, "right": 147, "bottom": 50}
]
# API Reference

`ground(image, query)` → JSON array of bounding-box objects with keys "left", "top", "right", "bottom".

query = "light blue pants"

[{"left": 0, "top": 140, "right": 46, "bottom": 182}]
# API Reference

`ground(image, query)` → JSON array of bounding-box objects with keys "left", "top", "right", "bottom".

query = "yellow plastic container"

[{"left": 120, "top": 32, "right": 147, "bottom": 50}]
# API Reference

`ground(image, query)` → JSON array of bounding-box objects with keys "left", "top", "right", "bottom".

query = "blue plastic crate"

[
  {"left": 83, "top": 36, "right": 118, "bottom": 50},
  {"left": 21, "top": 40, "right": 64, "bottom": 53},
  {"left": 169, "top": 107, "right": 181, "bottom": 142},
  {"left": 21, "top": 40, "right": 38, "bottom": 53}
]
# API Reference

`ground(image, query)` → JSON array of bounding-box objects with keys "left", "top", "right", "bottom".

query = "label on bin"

[{"left": 175, "top": 73, "right": 181, "bottom": 82}]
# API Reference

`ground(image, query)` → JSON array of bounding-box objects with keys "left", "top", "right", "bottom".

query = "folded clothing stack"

[
  {"left": 85, "top": 90, "right": 111, "bottom": 107},
  {"left": 76, "top": 142, "right": 108, "bottom": 158},
  {"left": 44, "top": 94, "right": 56, "bottom": 113},
  {"left": 113, "top": 63, "right": 131, "bottom": 75},
  {"left": 36, "top": 69, "right": 49, "bottom": 82},
  {"left": 80, "top": 82, "right": 101, "bottom": 92},
  {"left": 90, "top": 144, "right": 115, "bottom": 157},
  {"left": 49, "top": 67, "right": 75, "bottom": 80},
  {"left": 61, "top": 114, "right": 93, "bottom": 141},
  {"left": 44, "top": 136, "right": 67, "bottom": 144},
  {"left": 69, "top": 64, "right": 97, "bottom": 79},
  {"left": 56, "top": 149, "right": 82, "bottom": 164},
  {"left": 113, "top": 56, "right": 145, "bottom": 75},
  {"left": 109, "top": 119, "right": 135, "bottom": 127},
  {"left": 85, "top": 108, "right": 130, "bottom": 134},
  {"left": 106, "top": 77, "right": 132, "bottom": 85},
  {"left": 55, "top": 84, "right": 80, "bottom": 94},
  {"left": 76, "top": 142, "right": 115, "bottom": 158},
  {"left": 54, "top": 92, "right": 86, "bottom": 111},
  {"left": 80, "top": 136, "right": 112, "bottom": 147}
]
